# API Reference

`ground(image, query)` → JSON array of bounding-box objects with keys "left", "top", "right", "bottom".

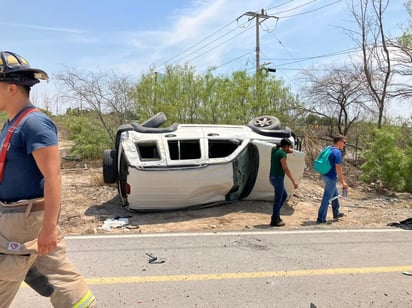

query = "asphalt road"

[{"left": 12, "top": 229, "right": 412, "bottom": 307}]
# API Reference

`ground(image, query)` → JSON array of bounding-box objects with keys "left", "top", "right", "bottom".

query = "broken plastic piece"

[{"left": 145, "top": 253, "right": 165, "bottom": 264}]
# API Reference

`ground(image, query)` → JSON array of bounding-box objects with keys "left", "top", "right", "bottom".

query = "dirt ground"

[{"left": 58, "top": 159, "right": 412, "bottom": 235}]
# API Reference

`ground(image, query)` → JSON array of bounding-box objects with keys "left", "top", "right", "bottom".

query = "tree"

[
  {"left": 55, "top": 68, "right": 135, "bottom": 143},
  {"left": 388, "top": 0, "right": 412, "bottom": 99},
  {"left": 132, "top": 64, "right": 206, "bottom": 123},
  {"left": 131, "top": 64, "right": 299, "bottom": 126},
  {"left": 388, "top": 40, "right": 412, "bottom": 98},
  {"left": 400, "top": 0, "right": 412, "bottom": 47},
  {"left": 301, "top": 65, "right": 369, "bottom": 136},
  {"left": 349, "top": 0, "right": 392, "bottom": 128}
]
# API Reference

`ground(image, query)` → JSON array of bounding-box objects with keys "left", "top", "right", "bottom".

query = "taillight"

[{"left": 126, "top": 183, "right": 131, "bottom": 195}]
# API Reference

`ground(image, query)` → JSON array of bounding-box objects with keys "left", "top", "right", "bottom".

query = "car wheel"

[
  {"left": 248, "top": 115, "right": 281, "bottom": 130},
  {"left": 103, "top": 149, "right": 117, "bottom": 184}
]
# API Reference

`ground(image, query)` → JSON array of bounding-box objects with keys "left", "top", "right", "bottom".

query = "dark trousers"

[{"left": 270, "top": 175, "right": 288, "bottom": 219}]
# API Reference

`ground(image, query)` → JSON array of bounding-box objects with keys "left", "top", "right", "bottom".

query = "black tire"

[
  {"left": 141, "top": 112, "right": 167, "bottom": 128},
  {"left": 103, "top": 149, "right": 117, "bottom": 184},
  {"left": 248, "top": 115, "right": 281, "bottom": 130}
]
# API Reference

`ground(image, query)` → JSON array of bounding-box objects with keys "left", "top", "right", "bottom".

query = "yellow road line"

[
  {"left": 83, "top": 265, "right": 412, "bottom": 285},
  {"left": 21, "top": 265, "right": 412, "bottom": 288}
]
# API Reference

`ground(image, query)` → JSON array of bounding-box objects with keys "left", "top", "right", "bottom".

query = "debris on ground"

[
  {"left": 387, "top": 218, "right": 412, "bottom": 230},
  {"left": 100, "top": 218, "right": 128, "bottom": 231},
  {"left": 145, "top": 253, "right": 166, "bottom": 264}
]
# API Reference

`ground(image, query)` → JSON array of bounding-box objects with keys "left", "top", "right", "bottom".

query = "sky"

[{"left": 2, "top": 0, "right": 410, "bottom": 117}]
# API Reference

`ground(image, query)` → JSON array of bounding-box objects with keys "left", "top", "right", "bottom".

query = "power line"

[
  {"left": 237, "top": 2, "right": 343, "bottom": 75},
  {"left": 154, "top": 16, "right": 257, "bottom": 74},
  {"left": 261, "top": 0, "right": 347, "bottom": 77},
  {"left": 172, "top": 26, "right": 254, "bottom": 69},
  {"left": 265, "top": 47, "right": 360, "bottom": 67},
  {"left": 266, "top": 0, "right": 296, "bottom": 11},
  {"left": 163, "top": 20, "right": 237, "bottom": 65},
  {"left": 161, "top": 15, "right": 257, "bottom": 69},
  {"left": 214, "top": 50, "right": 255, "bottom": 70},
  {"left": 155, "top": 0, "right": 346, "bottom": 76},
  {"left": 237, "top": 9, "right": 279, "bottom": 74},
  {"left": 268, "top": 0, "right": 320, "bottom": 15},
  {"left": 168, "top": 23, "right": 253, "bottom": 66},
  {"left": 274, "top": 0, "right": 343, "bottom": 18}
]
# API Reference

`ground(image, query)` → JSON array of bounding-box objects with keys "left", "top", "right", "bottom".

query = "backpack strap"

[{"left": 0, "top": 107, "right": 39, "bottom": 183}]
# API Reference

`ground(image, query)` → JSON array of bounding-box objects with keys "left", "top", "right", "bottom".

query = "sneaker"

[
  {"left": 316, "top": 219, "right": 332, "bottom": 225},
  {"left": 333, "top": 213, "right": 345, "bottom": 219},
  {"left": 270, "top": 219, "right": 285, "bottom": 227}
]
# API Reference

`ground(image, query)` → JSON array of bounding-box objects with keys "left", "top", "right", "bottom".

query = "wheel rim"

[{"left": 253, "top": 117, "right": 273, "bottom": 127}]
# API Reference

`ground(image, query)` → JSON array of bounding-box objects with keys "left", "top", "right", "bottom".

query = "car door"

[
  {"left": 245, "top": 140, "right": 305, "bottom": 201},
  {"left": 161, "top": 126, "right": 205, "bottom": 167}
]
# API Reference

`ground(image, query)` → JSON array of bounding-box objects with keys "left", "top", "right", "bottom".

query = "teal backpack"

[{"left": 314, "top": 146, "right": 332, "bottom": 174}]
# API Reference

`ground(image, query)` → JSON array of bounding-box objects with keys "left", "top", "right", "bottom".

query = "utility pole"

[{"left": 237, "top": 9, "right": 278, "bottom": 74}]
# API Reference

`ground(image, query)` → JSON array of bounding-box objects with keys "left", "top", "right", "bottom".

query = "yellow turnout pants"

[{"left": 0, "top": 209, "right": 95, "bottom": 307}]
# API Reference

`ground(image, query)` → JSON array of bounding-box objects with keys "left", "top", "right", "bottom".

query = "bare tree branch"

[{"left": 55, "top": 67, "right": 135, "bottom": 142}]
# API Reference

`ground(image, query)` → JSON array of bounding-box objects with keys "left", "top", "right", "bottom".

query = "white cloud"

[
  {"left": 108, "top": 0, "right": 275, "bottom": 74},
  {"left": 0, "top": 22, "right": 85, "bottom": 33}
]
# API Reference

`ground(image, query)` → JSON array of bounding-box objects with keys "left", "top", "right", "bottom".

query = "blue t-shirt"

[
  {"left": 0, "top": 106, "right": 58, "bottom": 202},
  {"left": 324, "top": 147, "right": 342, "bottom": 180}
]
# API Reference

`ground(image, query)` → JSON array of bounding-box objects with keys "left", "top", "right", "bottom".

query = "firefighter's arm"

[{"left": 32, "top": 145, "right": 61, "bottom": 256}]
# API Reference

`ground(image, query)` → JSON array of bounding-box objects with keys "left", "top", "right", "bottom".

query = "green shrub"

[
  {"left": 60, "top": 115, "right": 112, "bottom": 160},
  {"left": 361, "top": 126, "right": 411, "bottom": 192}
]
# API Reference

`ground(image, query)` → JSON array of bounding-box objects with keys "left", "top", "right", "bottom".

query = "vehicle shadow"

[{"left": 84, "top": 195, "right": 295, "bottom": 227}]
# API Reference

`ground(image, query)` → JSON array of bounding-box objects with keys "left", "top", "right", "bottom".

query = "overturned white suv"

[{"left": 103, "top": 113, "right": 305, "bottom": 211}]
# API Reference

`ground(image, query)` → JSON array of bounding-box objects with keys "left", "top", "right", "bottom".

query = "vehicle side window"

[
  {"left": 208, "top": 140, "right": 240, "bottom": 158},
  {"left": 168, "top": 139, "right": 201, "bottom": 160},
  {"left": 135, "top": 142, "right": 160, "bottom": 161}
]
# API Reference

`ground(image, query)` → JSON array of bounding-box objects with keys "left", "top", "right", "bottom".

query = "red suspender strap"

[{"left": 0, "top": 107, "right": 39, "bottom": 183}]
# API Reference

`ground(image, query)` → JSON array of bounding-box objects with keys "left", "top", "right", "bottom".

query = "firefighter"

[{"left": 0, "top": 51, "right": 95, "bottom": 307}]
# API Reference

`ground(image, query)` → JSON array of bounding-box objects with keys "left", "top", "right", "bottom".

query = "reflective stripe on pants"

[{"left": 73, "top": 290, "right": 96, "bottom": 308}]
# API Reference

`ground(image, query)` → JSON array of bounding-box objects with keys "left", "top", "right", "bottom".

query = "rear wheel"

[
  {"left": 248, "top": 115, "right": 281, "bottom": 130},
  {"left": 103, "top": 149, "right": 117, "bottom": 184}
]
